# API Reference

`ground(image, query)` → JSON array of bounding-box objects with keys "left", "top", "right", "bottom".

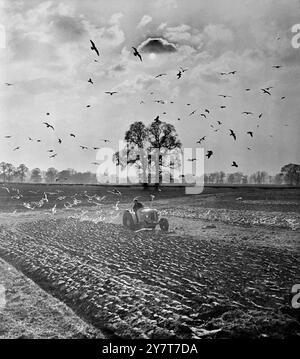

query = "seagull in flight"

[
  {"left": 105, "top": 91, "right": 117, "bottom": 96},
  {"left": 218, "top": 94, "right": 232, "bottom": 98},
  {"left": 272, "top": 65, "right": 282, "bottom": 69},
  {"left": 229, "top": 129, "right": 237, "bottom": 141},
  {"left": 197, "top": 136, "right": 206, "bottom": 144},
  {"left": 258, "top": 113, "right": 263, "bottom": 119},
  {"left": 231, "top": 161, "right": 238, "bottom": 168},
  {"left": 261, "top": 88, "right": 271, "bottom": 96},
  {"left": 49, "top": 153, "right": 57, "bottom": 158},
  {"left": 88, "top": 78, "right": 94, "bottom": 84},
  {"left": 58, "top": 138, "right": 62, "bottom": 144},
  {"left": 155, "top": 73, "right": 167, "bottom": 78},
  {"left": 90, "top": 40, "right": 100, "bottom": 56},
  {"left": 70, "top": 133, "right": 76, "bottom": 138},
  {"left": 13, "top": 146, "right": 20, "bottom": 151},
  {"left": 247, "top": 131, "right": 254, "bottom": 137},
  {"left": 177, "top": 70, "right": 182, "bottom": 79},
  {"left": 189, "top": 110, "right": 196, "bottom": 116},
  {"left": 242, "top": 111, "right": 253, "bottom": 115},
  {"left": 132, "top": 47, "right": 142, "bottom": 61},
  {"left": 43, "top": 122, "right": 54, "bottom": 130},
  {"left": 205, "top": 150, "right": 213, "bottom": 159},
  {"left": 80, "top": 146, "right": 88, "bottom": 150}
]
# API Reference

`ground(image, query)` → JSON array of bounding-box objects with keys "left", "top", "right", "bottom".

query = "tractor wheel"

[
  {"left": 159, "top": 218, "right": 169, "bottom": 232},
  {"left": 123, "top": 211, "right": 135, "bottom": 230}
]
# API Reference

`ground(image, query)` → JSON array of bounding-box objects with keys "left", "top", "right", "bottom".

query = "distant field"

[{"left": 0, "top": 182, "right": 299, "bottom": 213}]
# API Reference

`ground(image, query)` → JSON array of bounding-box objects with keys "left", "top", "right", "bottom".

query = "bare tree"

[{"left": 16, "top": 164, "right": 29, "bottom": 182}]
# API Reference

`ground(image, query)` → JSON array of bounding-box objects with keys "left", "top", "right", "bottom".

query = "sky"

[{"left": 0, "top": 0, "right": 300, "bottom": 176}]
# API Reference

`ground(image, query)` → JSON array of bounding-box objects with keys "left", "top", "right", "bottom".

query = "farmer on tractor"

[{"left": 133, "top": 197, "right": 144, "bottom": 221}]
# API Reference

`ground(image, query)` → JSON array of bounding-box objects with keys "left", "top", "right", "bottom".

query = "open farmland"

[{"left": 0, "top": 184, "right": 299, "bottom": 338}]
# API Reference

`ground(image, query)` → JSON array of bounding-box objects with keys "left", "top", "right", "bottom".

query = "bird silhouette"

[
  {"left": 231, "top": 161, "right": 238, "bottom": 167},
  {"left": 86, "top": 105, "right": 91, "bottom": 108},
  {"left": 49, "top": 153, "right": 57, "bottom": 158},
  {"left": 258, "top": 113, "right": 263, "bottom": 119},
  {"left": 132, "top": 47, "right": 142, "bottom": 61},
  {"left": 218, "top": 94, "right": 232, "bottom": 98},
  {"left": 220, "top": 106, "right": 226, "bottom": 109},
  {"left": 281, "top": 96, "right": 286, "bottom": 100},
  {"left": 47, "top": 149, "right": 54, "bottom": 152},
  {"left": 58, "top": 139, "right": 62, "bottom": 144},
  {"left": 242, "top": 111, "right": 253, "bottom": 115},
  {"left": 272, "top": 65, "right": 282, "bottom": 69},
  {"left": 80, "top": 146, "right": 88, "bottom": 150},
  {"left": 177, "top": 70, "right": 182, "bottom": 79},
  {"left": 4, "top": 135, "right": 12, "bottom": 138},
  {"left": 188, "top": 158, "right": 197, "bottom": 161},
  {"left": 217, "top": 121, "right": 222, "bottom": 125},
  {"left": 43, "top": 122, "right": 54, "bottom": 130},
  {"left": 88, "top": 78, "right": 94, "bottom": 84},
  {"left": 247, "top": 131, "right": 254, "bottom": 137},
  {"left": 70, "top": 133, "right": 76, "bottom": 138},
  {"left": 245, "top": 88, "right": 251, "bottom": 91},
  {"left": 206, "top": 150, "right": 213, "bottom": 159},
  {"left": 90, "top": 40, "right": 100, "bottom": 56},
  {"left": 229, "top": 129, "right": 236, "bottom": 140},
  {"left": 100, "top": 139, "right": 110, "bottom": 143},
  {"left": 205, "top": 109, "right": 210, "bottom": 113},
  {"left": 200, "top": 113, "right": 207, "bottom": 118},
  {"left": 105, "top": 91, "right": 117, "bottom": 95},
  {"left": 189, "top": 110, "right": 196, "bottom": 116},
  {"left": 228, "top": 71, "right": 237, "bottom": 75},
  {"left": 93, "top": 147, "right": 100, "bottom": 150},
  {"left": 197, "top": 136, "right": 206, "bottom": 143},
  {"left": 5, "top": 83, "right": 14, "bottom": 86},
  {"left": 261, "top": 88, "right": 271, "bottom": 95},
  {"left": 155, "top": 73, "right": 167, "bottom": 78},
  {"left": 36, "top": 139, "right": 41, "bottom": 142},
  {"left": 28, "top": 137, "right": 33, "bottom": 141},
  {"left": 13, "top": 146, "right": 20, "bottom": 151},
  {"left": 180, "top": 67, "right": 188, "bottom": 72}
]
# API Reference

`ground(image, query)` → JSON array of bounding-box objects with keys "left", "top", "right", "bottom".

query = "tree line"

[{"left": 0, "top": 161, "right": 299, "bottom": 185}]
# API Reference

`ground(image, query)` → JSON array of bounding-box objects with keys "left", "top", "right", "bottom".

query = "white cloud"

[{"left": 137, "top": 15, "right": 152, "bottom": 28}]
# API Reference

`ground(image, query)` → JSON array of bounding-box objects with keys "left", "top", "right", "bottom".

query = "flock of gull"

[{"left": 3, "top": 36, "right": 289, "bottom": 171}]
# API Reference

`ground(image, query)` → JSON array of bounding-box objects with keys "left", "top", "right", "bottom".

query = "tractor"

[{"left": 122, "top": 207, "right": 169, "bottom": 232}]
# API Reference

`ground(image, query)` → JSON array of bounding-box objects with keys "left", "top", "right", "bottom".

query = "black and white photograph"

[{"left": 0, "top": 0, "right": 299, "bottom": 349}]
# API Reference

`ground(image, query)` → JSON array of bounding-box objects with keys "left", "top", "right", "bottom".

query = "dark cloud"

[
  {"left": 138, "top": 37, "right": 177, "bottom": 53},
  {"left": 51, "top": 15, "right": 86, "bottom": 42}
]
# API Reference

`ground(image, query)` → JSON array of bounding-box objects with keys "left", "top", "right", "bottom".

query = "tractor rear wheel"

[
  {"left": 123, "top": 211, "right": 135, "bottom": 230},
  {"left": 159, "top": 218, "right": 169, "bottom": 232}
]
